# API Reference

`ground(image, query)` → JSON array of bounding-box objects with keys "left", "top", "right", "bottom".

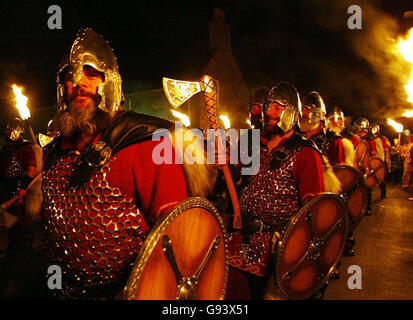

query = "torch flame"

[
  {"left": 403, "top": 110, "right": 413, "bottom": 118},
  {"left": 397, "top": 28, "right": 413, "bottom": 104},
  {"left": 170, "top": 109, "right": 190, "bottom": 127},
  {"left": 387, "top": 118, "right": 403, "bottom": 133},
  {"left": 219, "top": 115, "right": 231, "bottom": 129},
  {"left": 11, "top": 84, "right": 30, "bottom": 120},
  {"left": 246, "top": 119, "right": 255, "bottom": 129}
]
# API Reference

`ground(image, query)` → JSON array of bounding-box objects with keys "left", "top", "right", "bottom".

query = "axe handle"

[
  {"left": 200, "top": 75, "right": 242, "bottom": 230},
  {"left": 221, "top": 165, "right": 242, "bottom": 229}
]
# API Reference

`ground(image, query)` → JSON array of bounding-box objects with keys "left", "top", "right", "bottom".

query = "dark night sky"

[{"left": 1, "top": 0, "right": 413, "bottom": 136}]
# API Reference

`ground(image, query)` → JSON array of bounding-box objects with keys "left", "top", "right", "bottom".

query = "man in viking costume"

[
  {"left": 367, "top": 123, "right": 391, "bottom": 198},
  {"left": 42, "top": 28, "right": 215, "bottom": 299},
  {"left": 226, "top": 82, "right": 325, "bottom": 299},
  {"left": 0, "top": 118, "right": 40, "bottom": 254},
  {"left": 298, "top": 91, "right": 343, "bottom": 195},
  {"left": 248, "top": 87, "right": 269, "bottom": 130},
  {"left": 350, "top": 117, "right": 370, "bottom": 172},
  {"left": 325, "top": 106, "right": 356, "bottom": 167},
  {"left": 350, "top": 117, "right": 372, "bottom": 215}
]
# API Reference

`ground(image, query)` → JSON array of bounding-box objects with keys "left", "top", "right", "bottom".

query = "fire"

[
  {"left": 246, "top": 119, "right": 255, "bottom": 129},
  {"left": 387, "top": 118, "right": 403, "bottom": 133},
  {"left": 11, "top": 84, "right": 31, "bottom": 120},
  {"left": 219, "top": 115, "right": 231, "bottom": 129},
  {"left": 170, "top": 109, "right": 190, "bottom": 127},
  {"left": 396, "top": 28, "right": 413, "bottom": 104},
  {"left": 403, "top": 110, "right": 413, "bottom": 118}
]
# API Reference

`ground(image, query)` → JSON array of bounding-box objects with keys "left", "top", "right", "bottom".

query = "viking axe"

[{"left": 163, "top": 75, "right": 242, "bottom": 230}]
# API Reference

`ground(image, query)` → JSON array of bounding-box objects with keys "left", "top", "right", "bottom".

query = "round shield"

[
  {"left": 354, "top": 140, "right": 370, "bottom": 174},
  {"left": 333, "top": 164, "right": 368, "bottom": 232},
  {"left": 123, "top": 197, "right": 229, "bottom": 300},
  {"left": 365, "top": 157, "right": 386, "bottom": 188},
  {"left": 274, "top": 193, "right": 348, "bottom": 300}
]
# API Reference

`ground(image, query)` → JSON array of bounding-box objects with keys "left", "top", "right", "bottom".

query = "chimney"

[{"left": 208, "top": 7, "right": 231, "bottom": 51}]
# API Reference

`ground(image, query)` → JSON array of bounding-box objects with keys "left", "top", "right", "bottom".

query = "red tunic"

[
  {"left": 350, "top": 134, "right": 361, "bottom": 149},
  {"left": 326, "top": 136, "right": 346, "bottom": 166},
  {"left": 368, "top": 139, "right": 377, "bottom": 156},
  {"left": 105, "top": 139, "right": 187, "bottom": 225},
  {"left": 43, "top": 136, "right": 187, "bottom": 296}
]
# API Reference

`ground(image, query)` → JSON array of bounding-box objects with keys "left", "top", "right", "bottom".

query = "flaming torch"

[
  {"left": 11, "top": 84, "right": 38, "bottom": 145},
  {"left": 387, "top": 118, "right": 404, "bottom": 144},
  {"left": 171, "top": 109, "right": 191, "bottom": 127},
  {"left": 397, "top": 28, "right": 413, "bottom": 105},
  {"left": 403, "top": 110, "right": 413, "bottom": 118},
  {"left": 219, "top": 114, "right": 231, "bottom": 129}
]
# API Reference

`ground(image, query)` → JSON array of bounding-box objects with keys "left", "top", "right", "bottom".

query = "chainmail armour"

[
  {"left": 42, "top": 150, "right": 146, "bottom": 293},
  {"left": 0, "top": 142, "right": 32, "bottom": 202},
  {"left": 229, "top": 144, "right": 303, "bottom": 276},
  {"left": 0, "top": 143, "right": 27, "bottom": 180},
  {"left": 241, "top": 146, "right": 301, "bottom": 225}
]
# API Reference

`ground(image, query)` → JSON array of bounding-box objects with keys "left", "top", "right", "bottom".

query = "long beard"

[{"left": 54, "top": 101, "right": 112, "bottom": 139}]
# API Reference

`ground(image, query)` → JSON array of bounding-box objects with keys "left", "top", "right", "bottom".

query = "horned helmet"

[{"left": 56, "top": 28, "right": 124, "bottom": 114}]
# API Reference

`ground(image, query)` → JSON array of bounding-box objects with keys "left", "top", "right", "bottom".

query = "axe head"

[
  {"left": 162, "top": 77, "right": 203, "bottom": 108},
  {"left": 38, "top": 133, "right": 54, "bottom": 147}
]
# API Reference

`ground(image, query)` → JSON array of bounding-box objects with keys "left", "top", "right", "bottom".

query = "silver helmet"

[
  {"left": 370, "top": 122, "right": 380, "bottom": 136},
  {"left": 264, "top": 81, "right": 302, "bottom": 133},
  {"left": 353, "top": 117, "right": 370, "bottom": 134},
  {"left": 57, "top": 28, "right": 124, "bottom": 114},
  {"left": 6, "top": 118, "right": 24, "bottom": 141},
  {"left": 326, "top": 105, "right": 345, "bottom": 133},
  {"left": 249, "top": 87, "right": 268, "bottom": 129},
  {"left": 301, "top": 91, "right": 326, "bottom": 125}
]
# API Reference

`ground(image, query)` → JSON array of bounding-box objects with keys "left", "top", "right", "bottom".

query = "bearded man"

[
  {"left": 42, "top": 28, "right": 215, "bottom": 299},
  {"left": 226, "top": 82, "right": 325, "bottom": 300}
]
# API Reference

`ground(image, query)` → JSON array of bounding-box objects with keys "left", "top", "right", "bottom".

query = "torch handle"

[{"left": 200, "top": 75, "right": 242, "bottom": 230}]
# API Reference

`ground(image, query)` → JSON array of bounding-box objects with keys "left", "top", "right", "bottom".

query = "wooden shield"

[
  {"left": 123, "top": 197, "right": 229, "bottom": 300},
  {"left": 365, "top": 157, "right": 386, "bottom": 188},
  {"left": 333, "top": 164, "right": 368, "bottom": 232},
  {"left": 274, "top": 193, "right": 348, "bottom": 300}
]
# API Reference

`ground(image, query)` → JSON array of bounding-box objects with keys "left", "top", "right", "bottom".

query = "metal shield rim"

[
  {"left": 123, "top": 197, "right": 229, "bottom": 300},
  {"left": 333, "top": 164, "right": 368, "bottom": 231},
  {"left": 275, "top": 192, "right": 349, "bottom": 300}
]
